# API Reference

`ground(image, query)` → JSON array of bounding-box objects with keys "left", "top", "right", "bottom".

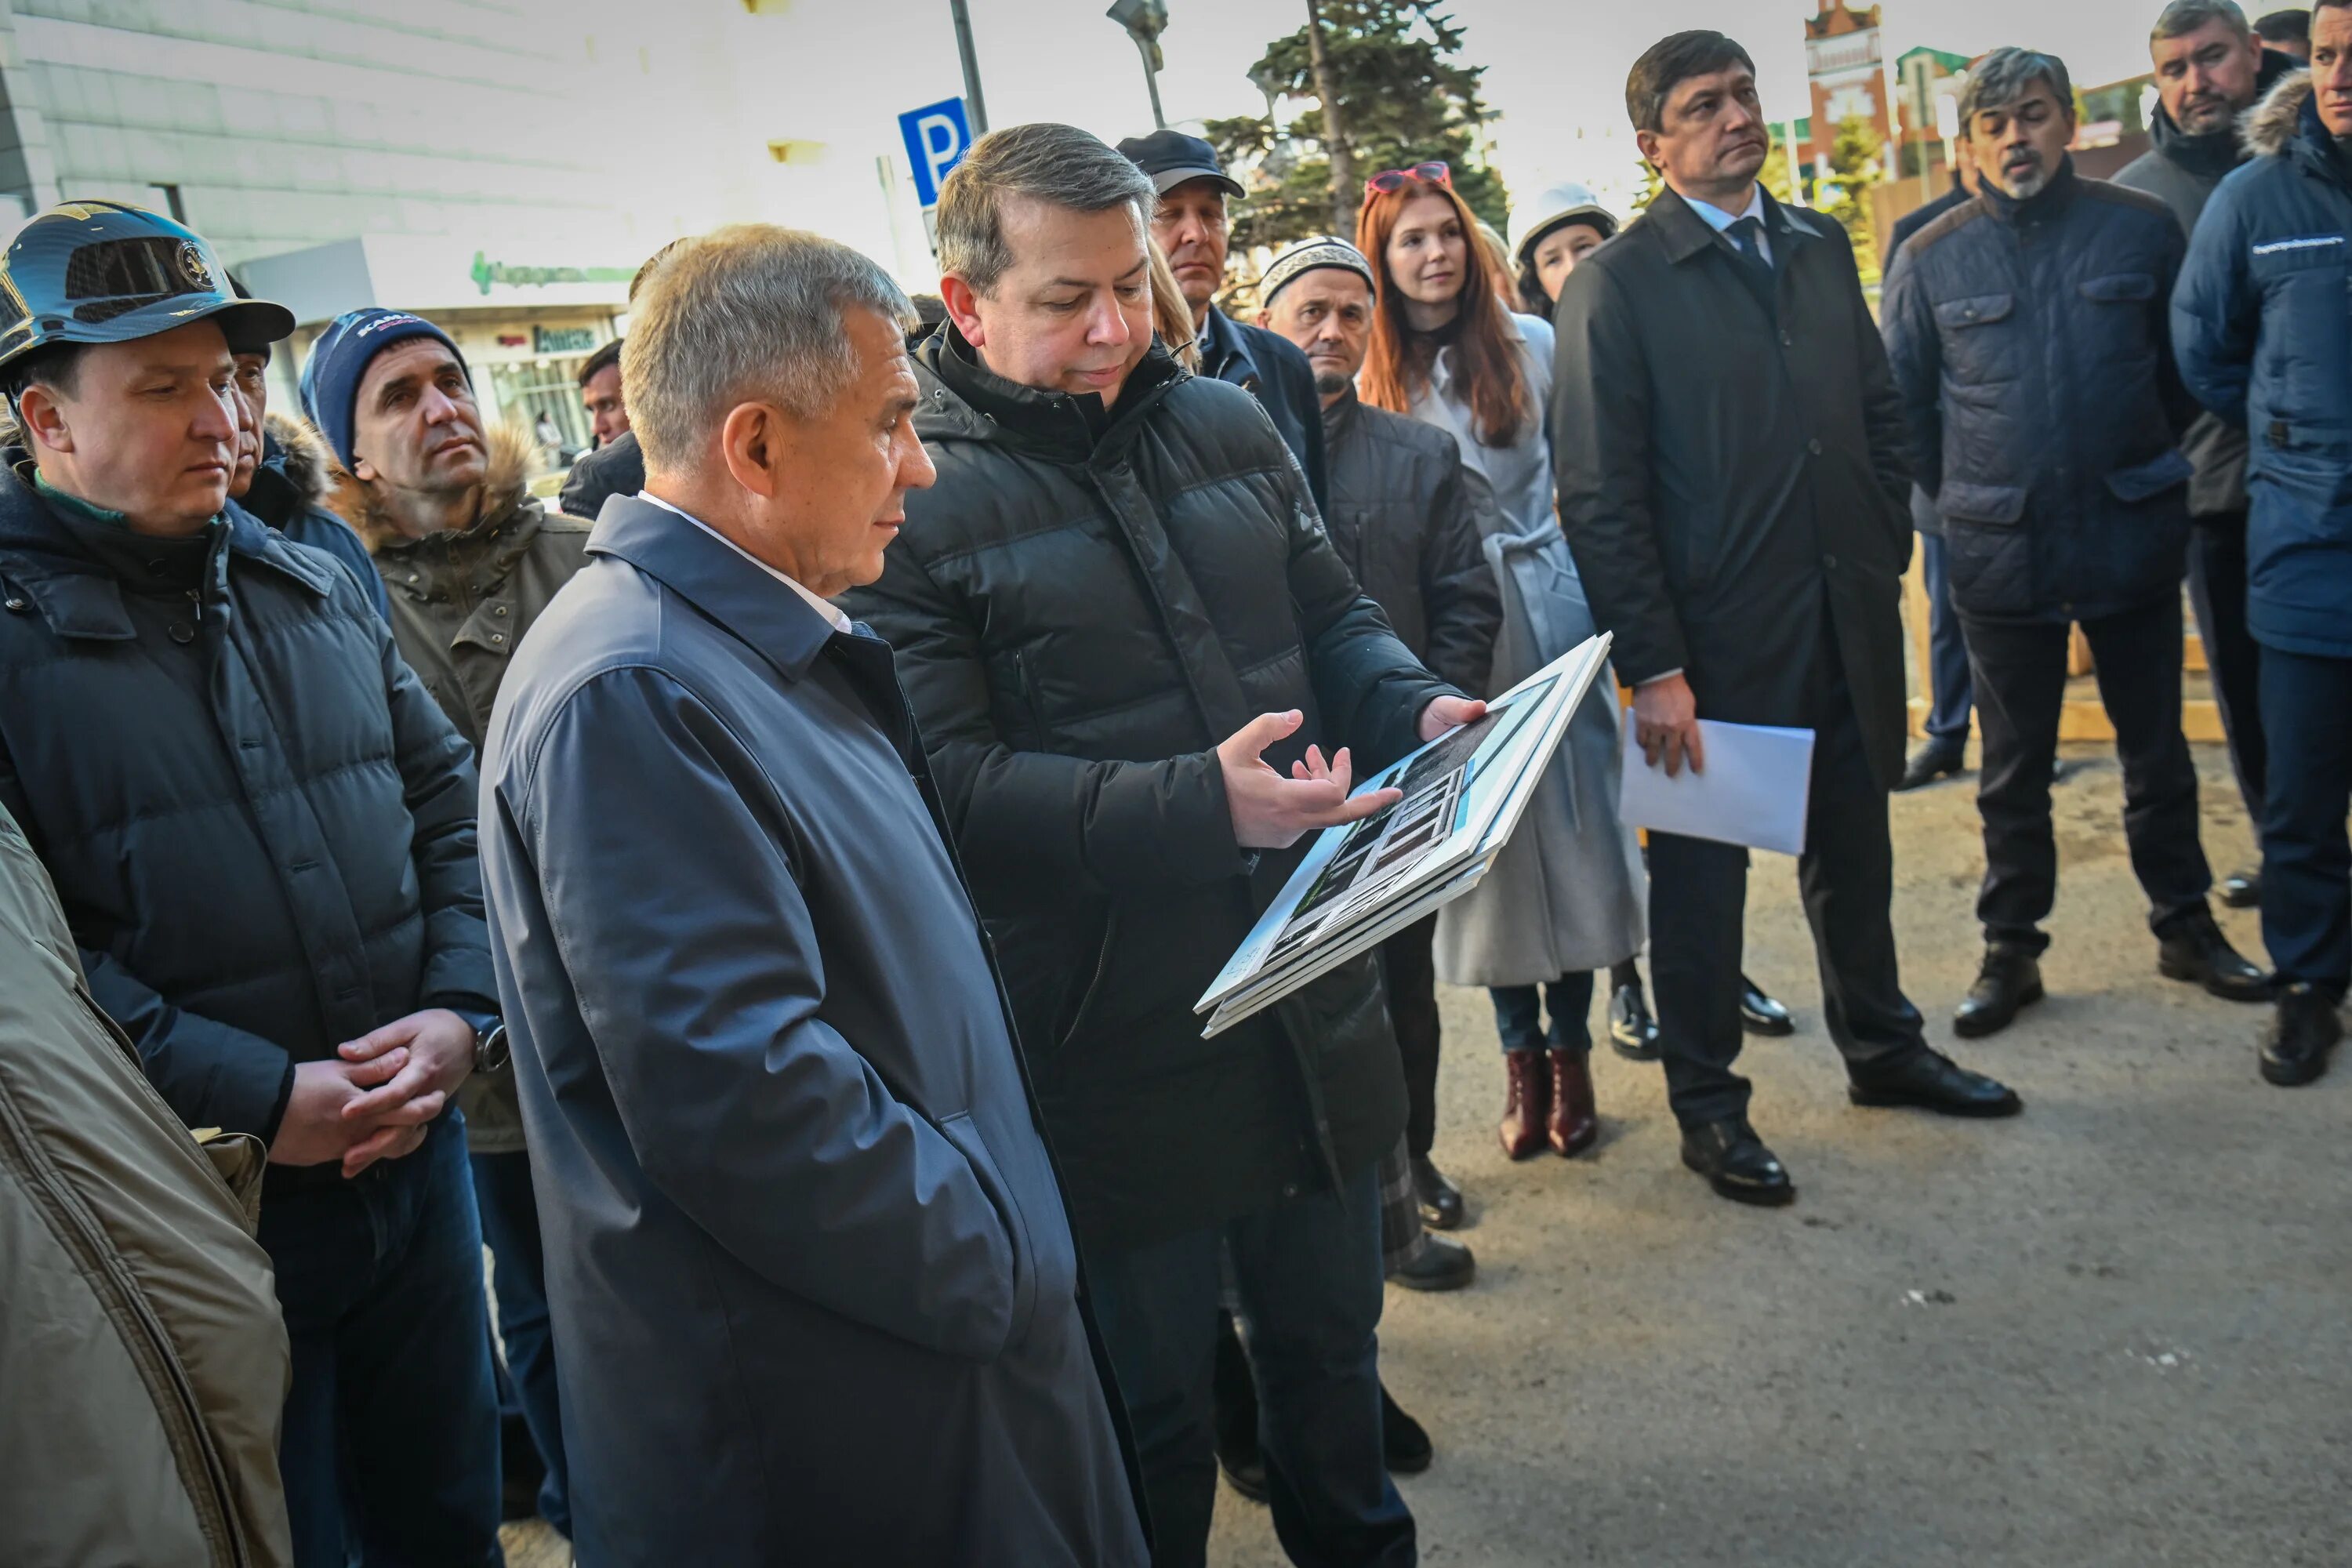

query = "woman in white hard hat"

[{"left": 1507, "top": 180, "right": 1620, "bottom": 317}]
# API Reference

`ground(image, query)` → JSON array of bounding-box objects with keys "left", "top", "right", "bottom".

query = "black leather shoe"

[
  {"left": 1410, "top": 1153, "right": 1464, "bottom": 1231},
  {"left": 1740, "top": 976, "right": 1795, "bottom": 1036},
  {"left": 1608, "top": 979, "right": 1661, "bottom": 1061},
  {"left": 1392, "top": 1233, "right": 1475, "bottom": 1293},
  {"left": 1383, "top": 1384, "right": 1432, "bottom": 1475},
  {"left": 1679, "top": 1118, "right": 1795, "bottom": 1206},
  {"left": 2260, "top": 983, "right": 2342, "bottom": 1087},
  {"left": 2158, "top": 909, "right": 2274, "bottom": 1003},
  {"left": 1954, "top": 945, "right": 2043, "bottom": 1038},
  {"left": 2221, "top": 867, "right": 2261, "bottom": 909},
  {"left": 1895, "top": 737, "right": 1966, "bottom": 792},
  {"left": 1848, "top": 1047, "right": 2023, "bottom": 1116}
]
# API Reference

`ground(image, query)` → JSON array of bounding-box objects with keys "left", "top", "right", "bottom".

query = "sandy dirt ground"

[{"left": 503, "top": 744, "right": 2352, "bottom": 1567}]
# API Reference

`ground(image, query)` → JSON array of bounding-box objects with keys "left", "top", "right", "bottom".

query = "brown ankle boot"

[
  {"left": 1548, "top": 1047, "right": 1599, "bottom": 1157},
  {"left": 1499, "top": 1049, "right": 1552, "bottom": 1160}
]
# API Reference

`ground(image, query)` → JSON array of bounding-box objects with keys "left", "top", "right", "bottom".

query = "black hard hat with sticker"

[{"left": 0, "top": 199, "right": 294, "bottom": 372}]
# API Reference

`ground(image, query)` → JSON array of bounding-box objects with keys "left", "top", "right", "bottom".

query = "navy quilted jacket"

[
  {"left": 0, "top": 473, "right": 493, "bottom": 1141},
  {"left": 1882, "top": 158, "right": 2201, "bottom": 623}
]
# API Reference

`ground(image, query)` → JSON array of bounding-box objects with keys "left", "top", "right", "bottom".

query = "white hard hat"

[{"left": 1508, "top": 181, "right": 1619, "bottom": 267}]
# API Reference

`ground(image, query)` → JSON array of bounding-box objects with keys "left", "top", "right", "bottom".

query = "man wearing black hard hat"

[
  {"left": 0, "top": 201, "right": 504, "bottom": 1566},
  {"left": 1120, "top": 128, "right": 1331, "bottom": 514}
]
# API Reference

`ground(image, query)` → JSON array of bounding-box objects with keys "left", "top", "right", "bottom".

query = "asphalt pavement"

[{"left": 1210, "top": 743, "right": 2351, "bottom": 1567}]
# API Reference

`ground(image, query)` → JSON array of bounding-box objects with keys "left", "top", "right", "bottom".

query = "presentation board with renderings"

[{"left": 1197, "top": 634, "right": 1613, "bottom": 1036}]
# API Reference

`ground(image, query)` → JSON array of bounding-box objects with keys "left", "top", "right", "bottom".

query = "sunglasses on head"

[{"left": 1363, "top": 161, "right": 1453, "bottom": 199}]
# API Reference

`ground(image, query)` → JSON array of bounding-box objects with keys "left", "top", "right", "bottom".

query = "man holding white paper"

[{"left": 1552, "top": 30, "right": 2022, "bottom": 1206}]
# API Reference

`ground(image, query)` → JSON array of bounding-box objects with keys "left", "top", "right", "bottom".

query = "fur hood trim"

[
  {"left": 328, "top": 420, "right": 539, "bottom": 551},
  {"left": 263, "top": 412, "right": 337, "bottom": 509},
  {"left": 2245, "top": 69, "right": 2312, "bottom": 160}
]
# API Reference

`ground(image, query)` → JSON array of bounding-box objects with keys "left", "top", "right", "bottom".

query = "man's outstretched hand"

[{"left": 1221, "top": 710, "right": 1402, "bottom": 851}]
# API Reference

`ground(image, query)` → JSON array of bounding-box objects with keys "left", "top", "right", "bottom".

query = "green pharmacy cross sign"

[{"left": 470, "top": 252, "right": 637, "bottom": 297}]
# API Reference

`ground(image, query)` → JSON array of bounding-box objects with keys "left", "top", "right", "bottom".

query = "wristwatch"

[
  {"left": 458, "top": 1010, "right": 510, "bottom": 1075},
  {"left": 474, "top": 1021, "right": 510, "bottom": 1075}
]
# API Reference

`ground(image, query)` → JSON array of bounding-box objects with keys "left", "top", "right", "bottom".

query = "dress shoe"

[
  {"left": 1608, "top": 978, "right": 1661, "bottom": 1061},
  {"left": 1740, "top": 975, "right": 1795, "bottom": 1036},
  {"left": 1547, "top": 1047, "right": 1599, "bottom": 1156},
  {"left": 1679, "top": 1117, "right": 1795, "bottom": 1206},
  {"left": 1391, "top": 1232, "right": 1475, "bottom": 1293},
  {"left": 2220, "top": 867, "right": 2261, "bottom": 909},
  {"left": 1498, "top": 1049, "right": 1552, "bottom": 1160},
  {"left": 1953, "top": 944, "right": 2043, "bottom": 1038},
  {"left": 2158, "top": 909, "right": 2273, "bottom": 1003},
  {"left": 1383, "top": 1385, "right": 1433, "bottom": 1475},
  {"left": 1895, "top": 737, "right": 1965, "bottom": 791},
  {"left": 2259, "top": 983, "right": 2342, "bottom": 1087},
  {"left": 1410, "top": 1153, "right": 1464, "bottom": 1231},
  {"left": 1848, "top": 1047, "right": 2022, "bottom": 1116}
]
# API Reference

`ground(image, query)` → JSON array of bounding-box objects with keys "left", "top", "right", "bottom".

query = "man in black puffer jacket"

[
  {"left": 844, "top": 124, "right": 1470, "bottom": 1568},
  {"left": 1883, "top": 48, "right": 2269, "bottom": 1040},
  {"left": 0, "top": 203, "right": 503, "bottom": 1565}
]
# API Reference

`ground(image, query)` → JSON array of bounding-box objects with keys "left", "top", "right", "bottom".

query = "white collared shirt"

[
  {"left": 637, "top": 492, "right": 852, "bottom": 633},
  {"left": 1685, "top": 183, "right": 1772, "bottom": 267}
]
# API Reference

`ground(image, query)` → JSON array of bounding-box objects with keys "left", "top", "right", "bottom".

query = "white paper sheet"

[{"left": 1617, "top": 712, "right": 1816, "bottom": 856}]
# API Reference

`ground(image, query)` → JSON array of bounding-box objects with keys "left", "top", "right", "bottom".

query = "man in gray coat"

[{"left": 477, "top": 226, "right": 1146, "bottom": 1566}]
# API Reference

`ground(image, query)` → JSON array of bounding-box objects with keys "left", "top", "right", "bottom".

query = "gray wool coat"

[
  {"left": 478, "top": 495, "right": 1145, "bottom": 1567},
  {"left": 1411, "top": 315, "right": 1646, "bottom": 988}
]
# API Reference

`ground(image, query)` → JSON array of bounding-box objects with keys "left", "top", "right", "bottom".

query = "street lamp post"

[
  {"left": 1106, "top": 0, "right": 1170, "bottom": 131},
  {"left": 948, "top": 0, "right": 989, "bottom": 135}
]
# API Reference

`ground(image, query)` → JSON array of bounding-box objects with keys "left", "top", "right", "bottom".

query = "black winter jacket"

[
  {"left": 241, "top": 412, "right": 389, "bottom": 618},
  {"left": 844, "top": 328, "right": 1451, "bottom": 1252},
  {"left": 2115, "top": 47, "right": 2300, "bottom": 517},
  {"left": 0, "top": 473, "right": 494, "bottom": 1152},
  {"left": 1200, "top": 305, "right": 1330, "bottom": 517},
  {"left": 1882, "top": 160, "right": 2200, "bottom": 624},
  {"left": 558, "top": 429, "right": 644, "bottom": 521},
  {"left": 1321, "top": 387, "right": 1502, "bottom": 694}
]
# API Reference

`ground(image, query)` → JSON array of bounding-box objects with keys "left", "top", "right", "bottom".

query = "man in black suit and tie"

[{"left": 1551, "top": 30, "right": 2023, "bottom": 1205}]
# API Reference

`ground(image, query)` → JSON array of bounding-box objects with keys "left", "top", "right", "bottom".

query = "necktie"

[
  {"left": 1726, "top": 216, "right": 1777, "bottom": 316},
  {"left": 1729, "top": 216, "right": 1771, "bottom": 271}
]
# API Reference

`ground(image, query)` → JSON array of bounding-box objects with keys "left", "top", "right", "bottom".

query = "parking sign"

[{"left": 898, "top": 97, "right": 973, "bottom": 209}]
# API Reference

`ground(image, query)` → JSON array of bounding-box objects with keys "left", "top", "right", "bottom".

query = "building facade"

[{"left": 0, "top": 0, "right": 954, "bottom": 456}]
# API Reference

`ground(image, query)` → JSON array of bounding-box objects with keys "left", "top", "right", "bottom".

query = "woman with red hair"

[{"left": 1356, "top": 162, "right": 1646, "bottom": 1183}]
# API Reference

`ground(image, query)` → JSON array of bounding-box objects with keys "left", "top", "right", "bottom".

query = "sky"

[{"left": 920, "top": 0, "right": 2295, "bottom": 219}]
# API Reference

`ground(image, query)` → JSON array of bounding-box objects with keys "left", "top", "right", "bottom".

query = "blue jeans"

[
  {"left": 1490, "top": 971, "right": 1596, "bottom": 1054},
  {"left": 260, "top": 1112, "right": 504, "bottom": 1568},
  {"left": 474, "top": 1149, "right": 569, "bottom": 1536},
  {"left": 2260, "top": 645, "right": 2352, "bottom": 994},
  {"left": 1088, "top": 1162, "right": 1414, "bottom": 1568}
]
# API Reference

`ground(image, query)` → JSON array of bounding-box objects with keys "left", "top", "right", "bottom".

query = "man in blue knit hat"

[{"left": 304, "top": 304, "right": 590, "bottom": 1539}]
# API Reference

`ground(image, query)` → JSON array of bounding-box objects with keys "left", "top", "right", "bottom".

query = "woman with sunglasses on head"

[{"left": 1356, "top": 161, "right": 1647, "bottom": 1171}]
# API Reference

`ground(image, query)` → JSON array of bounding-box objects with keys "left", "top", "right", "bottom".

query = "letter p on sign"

[{"left": 898, "top": 96, "right": 973, "bottom": 209}]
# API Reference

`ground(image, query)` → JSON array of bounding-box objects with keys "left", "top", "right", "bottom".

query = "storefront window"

[{"left": 486, "top": 357, "right": 590, "bottom": 468}]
